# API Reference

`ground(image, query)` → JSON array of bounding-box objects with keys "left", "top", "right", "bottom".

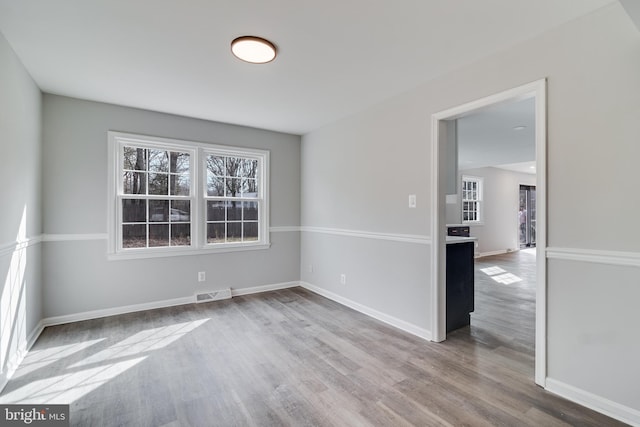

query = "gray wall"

[
  {"left": 461, "top": 167, "right": 536, "bottom": 256},
  {"left": 0, "top": 31, "right": 42, "bottom": 385},
  {"left": 42, "top": 95, "right": 301, "bottom": 317},
  {"left": 301, "top": 2, "right": 640, "bottom": 416}
]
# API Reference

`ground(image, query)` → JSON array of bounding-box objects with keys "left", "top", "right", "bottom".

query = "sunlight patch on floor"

[
  {"left": 491, "top": 273, "right": 522, "bottom": 285},
  {"left": 480, "top": 266, "right": 506, "bottom": 276},
  {"left": 480, "top": 265, "right": 522, "bottom": 285},
  {"left": 0, "top": 318, "right": 210, "bottom": 404}
]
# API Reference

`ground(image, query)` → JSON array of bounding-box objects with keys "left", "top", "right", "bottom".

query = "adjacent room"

[{"left": 1, "top": 1, "right": 639, "bottom": 425}]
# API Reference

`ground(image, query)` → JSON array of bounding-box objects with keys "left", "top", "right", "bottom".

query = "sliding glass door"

[{"left": 519, "top": 185, "right": 536, "bottom": 248}]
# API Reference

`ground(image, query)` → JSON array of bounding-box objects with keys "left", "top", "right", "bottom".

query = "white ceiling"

[
  {"left": 457, "top": 97, "right": 536, "bottom": 173},
  {"left": 0, "top": 0, "right": 616, "bottom": 135}
]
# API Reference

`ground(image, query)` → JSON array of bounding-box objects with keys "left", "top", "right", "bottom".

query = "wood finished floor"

[{"left": 0, "top": 255, "right": 625, "bottom": 426}]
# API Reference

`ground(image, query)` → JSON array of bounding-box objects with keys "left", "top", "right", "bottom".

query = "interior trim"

[
  {"left": 431, "top": 78, "right": 548, "bottom": 388},
  {"left": 0, "top": 236, "right": 42, "bottom": 257},
  {"left": 41, "top": 233, "right": 108, "bottom": 242},
  {"left": 546, "top": 378, "right": 640, "bottom": 426},
  {"left": 300, "top": 281, "right": 432, "bottom": 341},
  {"left": 546, "top": 247, "right": 640, "bottom": 267},
  {"left": 300, "top": 226, "right": 431, "bottom": 245},
  {"left": 40, "top": 281, "right": 300, "bottom": 328}
]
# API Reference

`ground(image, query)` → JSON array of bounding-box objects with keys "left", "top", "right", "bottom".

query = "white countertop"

[{"left": 446, "top": 236, "right": 477, "bottom": 244}]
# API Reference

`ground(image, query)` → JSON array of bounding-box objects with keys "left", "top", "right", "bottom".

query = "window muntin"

[
  {"left": 462, "top": 176, "right": 483, "bottom": 223},
  {"left": 108, "top": 132, "right": 269, "bottom": 259}
]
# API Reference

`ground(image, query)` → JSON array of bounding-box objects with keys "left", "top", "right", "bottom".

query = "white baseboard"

[
  {"left": 0, "top": 320, "right": 46, "bottom": 394},
  {"left": 40, "top": 281, "right": 300, "bottom": 328},
  {"left": 475, "top": 249, "right": 509, "bottom": 258},
  {"left": 231, "top": 281, "right": 299, "bottom": 297},
  {"left": 300, "top": 281, "right": 432, "bottom": 341},
  {"left": 41, "top": 296, "right": 194, "bottom": 327},
  {"left": 546, "top": 378, "right": 640, "bottom": 426}
]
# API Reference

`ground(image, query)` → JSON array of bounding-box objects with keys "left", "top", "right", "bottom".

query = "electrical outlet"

[
  {"left": 198, "top": 271, "right": 206, "bottom": 282},
  {"left": 340, "top": 274, "right": 346, "bottom": 285}
]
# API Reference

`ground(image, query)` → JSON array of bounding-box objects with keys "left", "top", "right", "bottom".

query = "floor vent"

[{"left": 195, "top": 288, "right": 232, "bottom": 303}]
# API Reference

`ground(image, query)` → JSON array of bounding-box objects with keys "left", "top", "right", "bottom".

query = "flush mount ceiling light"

[
  {"left": 513, "top": 125, "right": 527, "bottom": 131},
  {"left": 231, "top": 36, "right": 277, "bottom": 64}
]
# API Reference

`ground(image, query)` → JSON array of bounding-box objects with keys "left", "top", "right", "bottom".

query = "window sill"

[
  {"left": 462, "top": 221, "right": 484, "bottom": 226},
  {"left": 107, "top": 242, "right": 271, "bottom": 261}
]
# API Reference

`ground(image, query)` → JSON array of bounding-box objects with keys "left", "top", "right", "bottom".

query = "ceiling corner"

[{"left": 620, "top": 0, "right": 640, "bottom": 32}]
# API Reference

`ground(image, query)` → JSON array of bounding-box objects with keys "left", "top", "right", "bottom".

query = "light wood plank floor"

[{"left": 0, "top": 266, "right": 625, "bottom": 425}]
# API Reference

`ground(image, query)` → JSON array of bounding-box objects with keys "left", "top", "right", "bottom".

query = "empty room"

[{"left": 1, "top": 1, "right": 639, "bottom": 425}]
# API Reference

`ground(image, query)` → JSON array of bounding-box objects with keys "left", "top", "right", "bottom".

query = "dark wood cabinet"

[{"left": 446, "top": 241, "right": 474, "bottom": 332}]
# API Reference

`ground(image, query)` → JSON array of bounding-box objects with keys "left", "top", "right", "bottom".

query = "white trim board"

[
  {"left": 0, "top": 320, "right": 45, "bottom": 394},
  {"left": 40, "top": 281, "right": 300, "bottom": 328},
  {"left": 546, "top": 247, "right": 640, "bottom": 268},
  {"left": 475, "top": 249, "right": 510, "bottom": 258},
  {"left": 430, "top": 78, "right": 547, "bottom": 388},
  {"left": 41, "top": 233, "right": 108, "bottom": 242},
  {"left": 301, "top": 226, "right": 431, "bottom": 245},
  {"left": 0, "top": 236, "right": 42, "bottom": 257},
  {"left": 546, "top": 378, "right": 640, "bottom": 427},
  {"left": 300, "top": 281, "right": 432, "bottom": 341}
]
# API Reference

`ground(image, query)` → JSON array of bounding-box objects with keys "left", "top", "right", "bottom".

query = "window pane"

[
  {"left": 148, "top": 173, "right": 169, "bottom": 195},
  {"left": 240, "top": 159, "right": 258, "bottom": 179},
  {"left": 242, "top": 179, "right": 258, "bottom": 197},
  {"left": 123, "top": 147, "right": 146, "bottom": 171},
  {"left": 123, "top": 224, "right": 146, "bottom": 248},
  {"left": 149, "top": 200, "right": 169, "bottom": 222},
  {"left": 227, "top": 201, "right": 242, "bottom": 221},
  {"left": 123, "top": 171, "right": 146, "bottom": 194},
  {"left": 170, "top": 200, "right": 190, "bottom": 222},
  {"left": 227, "top": 222, "right": 242, "bottom": 242},
  {"left": 148, "top": 149, "right": 169, "bottom": 172},
  {"left": 243, "top": 222, "right": 258, "bottom": 241},
  {"left": 207, "top": 201, "right": 226, "bottom": 221},
  {"left": 207, "top": 155, "right": 225, "bottom": 175},
  {"left": 171, "top": 224, "right": 191, "bottom": 246},
  {"left": 207, "top": 223, "right": 225, "bottom": 243},
  {"left": 122, "top": 199, "right": 147, "bottom": 223},
  {"left": 170, "top": 152, "right": 190, "bottom": 174},
  {"left": 243, "top": 201, "right": 258, "bottom": 221},
  {"left": 226, "top": 157, "right": 244, "bottom": 177},
  {"left": 149, "top": 224, "right": 169, "bottom": 247},
  {"left": 170, "top": 173, "right": 190, "bottom": 196},
  {"left": 207, "top": 175, "right": 224, "bottom": 196},
  {"left": 226, "top": 177, "right": 242, "bottom": 197}
]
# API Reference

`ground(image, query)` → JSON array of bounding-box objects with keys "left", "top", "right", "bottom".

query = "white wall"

[
  {"left": 461, "top": 167, "right": 536, "bottom": 256},
  {"left": 0, "top": 31, "right": 42, "bottom": 387},
  {"left": 41, "top": 94, "right": 301, "bottom": 318},
  {"left": 301, "top": 2, "right": 640, "bottom": 421}
]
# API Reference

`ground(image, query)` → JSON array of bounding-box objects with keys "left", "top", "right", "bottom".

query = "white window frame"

[
  {"left": 461, "top": 175, "right": 483, "bottom": 224},
  {"left": 108, "top": 132, "right": 270, "bottom": 260}
]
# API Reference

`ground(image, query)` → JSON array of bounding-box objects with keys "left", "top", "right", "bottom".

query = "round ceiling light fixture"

[
  {"left": 513, "top": 125, "right": 527, "bottom": 131},
  {"left": 231, "top": 36, "right": 277, "bottom": 64}
]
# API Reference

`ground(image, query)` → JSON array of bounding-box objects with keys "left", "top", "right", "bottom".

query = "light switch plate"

[{"left": 408, "top": 194, "right": 417, "bottom": 208}]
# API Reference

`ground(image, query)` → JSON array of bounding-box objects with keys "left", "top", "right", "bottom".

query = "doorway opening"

[
  {"left": 519, "top": 185, "right": 536, "bottom": 248},
  {"left": 430, "top": 79, "right": 547, "bottom": 386}
]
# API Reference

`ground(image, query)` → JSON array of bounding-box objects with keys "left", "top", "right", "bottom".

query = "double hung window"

[
  {"left": 462, "top": 176, "right": 483, "bottom": 223},
  {"left": 108, "top": 132, "right": 269, "bottom": 259}
]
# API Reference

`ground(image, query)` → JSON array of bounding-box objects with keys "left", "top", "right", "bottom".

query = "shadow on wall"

[{"left": 0, "top": 206, "right": 31, "bottom": 385}]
